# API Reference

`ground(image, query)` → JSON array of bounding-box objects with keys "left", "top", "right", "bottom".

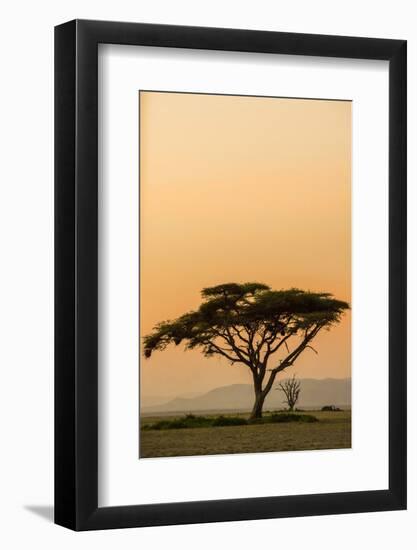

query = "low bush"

[
  {"left": 143, "top": 415, "right": 211, "bottom": 430},
  {"left": 142, "top": 412, "right": 318, "bottom": 430},
  {"left": 212, "top": 415, "right": 247, "bottom": 427},
  {"left": 269, "top": 413, "right": 318, "bottom": 423}
]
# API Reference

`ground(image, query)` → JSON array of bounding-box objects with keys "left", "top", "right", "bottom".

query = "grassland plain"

[{"left": 139, "top": 410, "right": 351, "bottom": 458}]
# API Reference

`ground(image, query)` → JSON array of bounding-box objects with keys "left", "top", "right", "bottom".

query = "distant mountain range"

[{"left": 141, "top": 378, "right": 351, "bottom": 415}]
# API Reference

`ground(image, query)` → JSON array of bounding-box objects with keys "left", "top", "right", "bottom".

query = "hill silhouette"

[{"left": 141, "top": 378, "right": 351, "bottom": 415}]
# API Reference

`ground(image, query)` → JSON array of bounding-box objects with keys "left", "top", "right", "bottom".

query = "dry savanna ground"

[{"left": 139, "top": 410, "right": 351, "bottom": 458}]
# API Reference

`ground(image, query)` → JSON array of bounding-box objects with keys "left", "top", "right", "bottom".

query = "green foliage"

[
  {"left": 142, "top": 414, "right": 246, "bottom": 430},
  {"left": 249, "top": 413, "right": 317, "bottom": 424},
  {"left": 142, "top": 412, "right": 318, "bottom": 431},
  {"left": 266, "top": 413, "right": 318, "bottom": 424},
  {"left": 142, "top": 419, "right": 187, "bottom": 430},
  {"left": 211, "top": 415, "right": 248, "bottom": 427}
]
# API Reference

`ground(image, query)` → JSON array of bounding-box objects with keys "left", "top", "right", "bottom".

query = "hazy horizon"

[
  {"left": 142, "top": 375, "right": 352, "bottom": 402},
  {"left": 141, "top": 377, "right": 352, "bottom": 415}
]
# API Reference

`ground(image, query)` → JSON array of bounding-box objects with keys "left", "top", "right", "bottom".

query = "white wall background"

[{"left": 0, "top": 1, "right": 414, "bottom": 548}]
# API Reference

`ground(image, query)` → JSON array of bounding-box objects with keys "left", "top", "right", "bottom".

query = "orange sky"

[{"left": 139, "top": 91, "right": 351, "bottom": 400}]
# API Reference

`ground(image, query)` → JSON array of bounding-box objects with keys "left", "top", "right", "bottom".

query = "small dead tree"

[{"left": 278, "top": 375, "right": 301, "bottom": 411}]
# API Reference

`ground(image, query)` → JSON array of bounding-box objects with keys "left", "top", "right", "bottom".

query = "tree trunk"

[{"left": 249, "top": 390, "right": 266, "bottom": 420}]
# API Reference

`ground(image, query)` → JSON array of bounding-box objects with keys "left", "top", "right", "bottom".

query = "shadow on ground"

[{"left": 24, "top": 505, "right": 54, "bottom": 523}]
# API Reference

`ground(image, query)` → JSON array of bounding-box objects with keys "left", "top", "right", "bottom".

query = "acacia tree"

[
  {"left": 143, "top": 283, "right": 349, "bottom": 420},
  {"left": 278, "top": 374, "right": 301, "bottom": 411}
]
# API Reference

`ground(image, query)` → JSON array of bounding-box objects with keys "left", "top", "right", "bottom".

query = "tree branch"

[
  {"left": 205, "top": 340, "right": 242, "bottom": 364},
  {"left": 261, "top": 330, "right": 294, "bottom": 366},
  {"left": 222, "top": 328, "right": 253, "bottom": 367},
  {"left": 269, "top": 324, "right": 323, "bottom": 374}
]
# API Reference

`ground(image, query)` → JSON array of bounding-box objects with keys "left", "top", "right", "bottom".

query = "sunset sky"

[{"left": 139, "top": 91, "right": 351, "bottom": 401}]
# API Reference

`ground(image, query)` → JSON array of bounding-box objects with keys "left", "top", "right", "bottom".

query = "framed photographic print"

[{"left": 55, "top": 20, "right": 407, "bottom": 530}]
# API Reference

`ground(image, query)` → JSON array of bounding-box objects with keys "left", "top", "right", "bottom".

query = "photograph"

[
  {"left": 0, "top": 4, "right": 408, "bottom": 542},
  {"left": 139, "top": 91, "right": 352, "bottom": 458}
]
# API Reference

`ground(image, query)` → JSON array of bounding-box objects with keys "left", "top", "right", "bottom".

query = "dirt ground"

[{"left": 139, "top": 410, "right": 351, "bottom": 458}]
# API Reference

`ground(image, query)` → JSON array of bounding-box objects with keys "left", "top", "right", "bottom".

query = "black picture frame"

[{"left": 55, "top": 19, "right": 407, "bottom": 531}]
